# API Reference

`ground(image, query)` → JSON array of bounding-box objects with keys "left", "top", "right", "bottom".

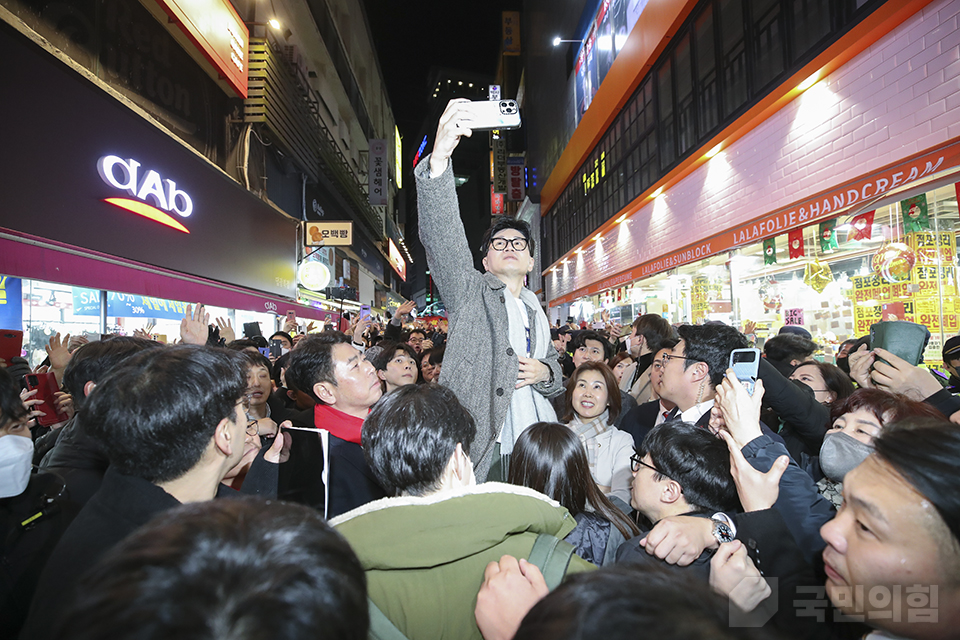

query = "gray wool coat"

[{"left": 415, "top": 155, "right": 564, "bottom": 480}]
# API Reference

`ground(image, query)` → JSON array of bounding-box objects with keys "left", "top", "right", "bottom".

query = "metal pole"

[{"left": 99, "top": 290, "right": 108, "bottom": 335}]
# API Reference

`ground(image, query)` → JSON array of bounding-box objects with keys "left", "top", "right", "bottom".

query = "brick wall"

[{"left": 547, "top": 0, "right": 960, "bottom": 304}]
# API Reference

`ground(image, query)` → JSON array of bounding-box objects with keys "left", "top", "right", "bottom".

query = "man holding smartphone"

[{"left": 415, "top": 99, "right": 563, "bottom": 481}]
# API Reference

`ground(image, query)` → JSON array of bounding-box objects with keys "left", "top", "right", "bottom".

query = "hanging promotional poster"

[{"left": 575, "top": 0, "right": 649, "bottom": 122}]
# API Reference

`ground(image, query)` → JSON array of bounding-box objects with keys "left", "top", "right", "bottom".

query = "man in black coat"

[
  {"left": 22, "top": 346, "right": 282, "bottom": 640},
  {"left": 283, "top": 332, "right": 386, "bottom": 519}
]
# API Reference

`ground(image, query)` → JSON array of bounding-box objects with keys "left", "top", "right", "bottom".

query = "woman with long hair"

[
  {"left": 508, "top": 422, "right": 639, "bottom": 566},
  {"left": 562, "top": 362, "right": 635, "bottom": 506}
]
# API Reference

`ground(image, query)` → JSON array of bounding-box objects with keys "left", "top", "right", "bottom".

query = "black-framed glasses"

[
  {"left": 245, "top": 419, "right": 259, "bottom": 437},
  {"left": 630, "top": 454, "right": 680, "bottom": 488},
  {"left": 660, "top": 353, "right": 697, "bottom": 365},
  {"left": 489, "top": 237, "right": 529, "bottom": 252}
]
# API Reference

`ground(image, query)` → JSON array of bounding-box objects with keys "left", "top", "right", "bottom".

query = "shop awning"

[{"left": 0, "top": 229, "right": 337, "bottom": 323}]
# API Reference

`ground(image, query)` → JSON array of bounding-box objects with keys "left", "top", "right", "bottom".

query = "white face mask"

[{"left": 0, "top": 435, "right": 34, "bottom": 498}]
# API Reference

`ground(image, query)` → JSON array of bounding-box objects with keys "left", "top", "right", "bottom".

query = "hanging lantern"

[
  {"left": 872, "top": 243, "right": 916, "bottom": 283},
  {"left": 803, "top": 260, "right": 834, "bottom": 293}
]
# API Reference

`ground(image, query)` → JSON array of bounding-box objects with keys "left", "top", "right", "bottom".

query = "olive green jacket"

[{"left": 331, "top": 482, "right": 595, "bottom": 640}]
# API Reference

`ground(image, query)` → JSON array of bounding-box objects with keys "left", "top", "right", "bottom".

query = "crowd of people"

[{"left": 1, "top": 100, "right": 959, "bottom": 639}]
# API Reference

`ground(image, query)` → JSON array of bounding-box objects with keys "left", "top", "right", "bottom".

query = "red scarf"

[{"left": 314, "top": 404, "right": 365, "bottom": 444}]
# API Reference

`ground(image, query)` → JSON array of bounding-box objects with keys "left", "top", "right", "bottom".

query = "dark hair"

[
  {"left": 54, "top": 498, "right": 367, "bottom": 640},
  {"left": 225, "top": 338, "right": 264, "bottom": 352},
  {"left": 285, "top": 332, "right": 352, "bottom": 403},
  {"left": 874, "top": 417, "right": 960, "bottom": 551},
  {"left": 420, "top": 345, "right": 445, "bottom": 366},
  {"left": 571, "top": 330, "right": 613, "bottom": 361},
  {"left": 0, "top": 366, "right": 27, "bottom": 426},
  {"left": 238, "top": 350, "right": 273, "bottom": 380},
  {"left": 677, "top": 324, "right": 749, "bottom": 387},
  {"left": 62, "top": 337, "right": 163, "bottom": 412},
  {"left": 79, "top": 346, "right": 246, "bottom": 483},
  {"left": 480, "top": 217, "right": 534, "bottom": 256},
  {"left": 270, "top": 331, "right": 294, "bottom": 345},
  {"left": 791, "top": 361, "right": 854, "bottom": 405},
  {"left": 508, "top": 423, "right": 639, "bottom": 539},
  {"left": 829, "top": 388, "right": 944, "bottom": 427},
  {"left": 514, "top": 564, "right": 776, "bottom": 640},
  {"left": 640, "top": 422, "right": 740, "bottom": 514},
  {"left": 607, "top": 352, "right": 634, "bottom": 370},
  {"left": 762, "top": 334, "right": 817, "bottom": 364},
  {"left": 372, "top": 341, "right": 419, "bottom": 372},
  {"left": 405, "top": 328, "right": 427, "bottom": 341},
  {"left": 272, "top": 352, "right": 291, "bottom": 387},
  {"left": 563, "top": 362, "right": 622, "bottom": 423},
  {"left": 362, "top": 384, "right": 477, "bottom": 496},
  {"left": 631, "top": 314, "right": 675, "bottom": 353}
]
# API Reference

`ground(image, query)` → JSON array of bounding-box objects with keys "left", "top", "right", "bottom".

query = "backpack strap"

[
  {"left": 527, "top": 533, "right": 576, "bottom": 591},
  {"left": 367, "top": 596, "right": 410, "bottom": 640}
]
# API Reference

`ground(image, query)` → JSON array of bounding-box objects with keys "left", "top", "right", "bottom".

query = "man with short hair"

[
  {"left": 416, "top": 100, "right": 563, "bottom": 481},
  {"left": 283, "top": 332, "right": 386, "bottom": 518},
  {"left": 332, "top": 384, "right": 593, "bottom": 639},
  {"left": 618, "top": 340, "right": 679, "bottom": 449},
  {"left": 23, "top": 346, "right": 275, "bottom": 640},
  {"left": 658, "top": 324, "right": 751, "bottom": 427},
  {"left": 406, "top": 328, "right": 428, "bottom": 354},
  {"left": 616, "top": 421, "right": 741, "bottom": 576},
  {"left": 620, "top": 314, "right": 675, "bottom": 403},
  {"left": 38, "top": 337, "right": 163, "bottom": 510},
  {"left": 941, "top": 335, "right": 960, "bottom": 391},
  {"left": 762, "top": 333, "right": 817, "bottom": 378},
  {"left": 55, "top": 498, "right": 368, "bottom": 640}
]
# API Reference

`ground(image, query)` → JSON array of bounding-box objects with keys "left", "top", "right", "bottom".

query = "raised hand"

[
  {"left": 215, "top": 317, "right": 236, "bottom": 344},
  {"left": 180, "top": 304, "right": 210, "bottom": 345},
  {"left": 715, "top": 369, "right": 764, "bottom": 449},
  {"left": 719, "top": 429, "right": 789, "bottom": 512},
  {"left": 429, "top": 99, "right": 473, "bottom": 178}
]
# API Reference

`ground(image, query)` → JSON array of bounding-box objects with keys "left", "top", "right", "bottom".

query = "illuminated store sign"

[
  {"left": 144, "top": 0, "right": 249, "bottom": 98},
  {"left": 97, "top": 155, "right": 194, "bottom": 234}
]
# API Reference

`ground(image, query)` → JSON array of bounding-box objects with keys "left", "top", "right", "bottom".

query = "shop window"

[
  {"left": 749, "top": 0, "right": 784, "bottom": 92},
  {"left": 790, "top": 0, "right": 833, "bottom": 59},
  {"left": 675, "top": 34, "right": 696, "bottom": 156},
  {"left": 695, "top": 5, "right": 719, "bottom": 136},
  {"left": 720, "top": 0, "right": 748, "bottom": 117},
  {"left": 543, "top": 0, "right": 887, "bottom": 267},
  {"left": 658, "top": 58, "right": 675, "bottom": 170}
]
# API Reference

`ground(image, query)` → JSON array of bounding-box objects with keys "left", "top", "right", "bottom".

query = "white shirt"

[{"left": 679, "top": 399, "right": 715, "bottom": 424}]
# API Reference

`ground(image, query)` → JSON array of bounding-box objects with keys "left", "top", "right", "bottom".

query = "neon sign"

[{"left": 97, "top": 155, "right": 193, "bottom": 234}]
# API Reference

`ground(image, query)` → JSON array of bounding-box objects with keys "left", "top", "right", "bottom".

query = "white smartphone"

[
  {"left": 464, "top": 100, "right": 521, "bottom": 130},
  {"left": 729, "top": 348, "right": 761, "bottom": 395}
]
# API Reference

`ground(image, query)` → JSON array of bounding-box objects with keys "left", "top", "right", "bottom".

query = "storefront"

[
  {"left": 0, "top": 22, "right": 334, "bottom": 363},
  {"left": 546, "top": 0, "right": 960, "bottom": 367}
]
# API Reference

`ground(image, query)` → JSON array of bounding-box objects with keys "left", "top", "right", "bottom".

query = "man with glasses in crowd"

[{"left": 415, "top": 99, "right": 563, "bottom": 481}]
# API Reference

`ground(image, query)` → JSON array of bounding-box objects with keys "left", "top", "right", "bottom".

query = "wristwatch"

[{"left": 710, "top": 514, "right": 736, "bottom": 545}]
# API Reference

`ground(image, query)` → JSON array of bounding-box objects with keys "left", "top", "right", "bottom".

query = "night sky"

[{"left": 361, "top": 0, "right": 521, "bottom": 137}]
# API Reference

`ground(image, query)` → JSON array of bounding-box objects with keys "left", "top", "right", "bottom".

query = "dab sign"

[{"left": 97, "top": 155, "right": 194, "bottom": 233}]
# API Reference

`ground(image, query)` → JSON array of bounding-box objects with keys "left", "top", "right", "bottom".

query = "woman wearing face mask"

[
  {"left": 815, "top": 388, "right": 943, "bottom": 507},
  {"left": 561, "top": 362, "right": 634, "bottom": 507},
  {"left": 0, "top": 366, "right": 72, "bottom": 636},
  {"left": 756, "top": 355, "right": 854, "bottom": 461}
]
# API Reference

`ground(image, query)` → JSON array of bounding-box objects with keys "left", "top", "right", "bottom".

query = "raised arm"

[{"left": 415, "top": 100, "right": 481, "bottom": 316}]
